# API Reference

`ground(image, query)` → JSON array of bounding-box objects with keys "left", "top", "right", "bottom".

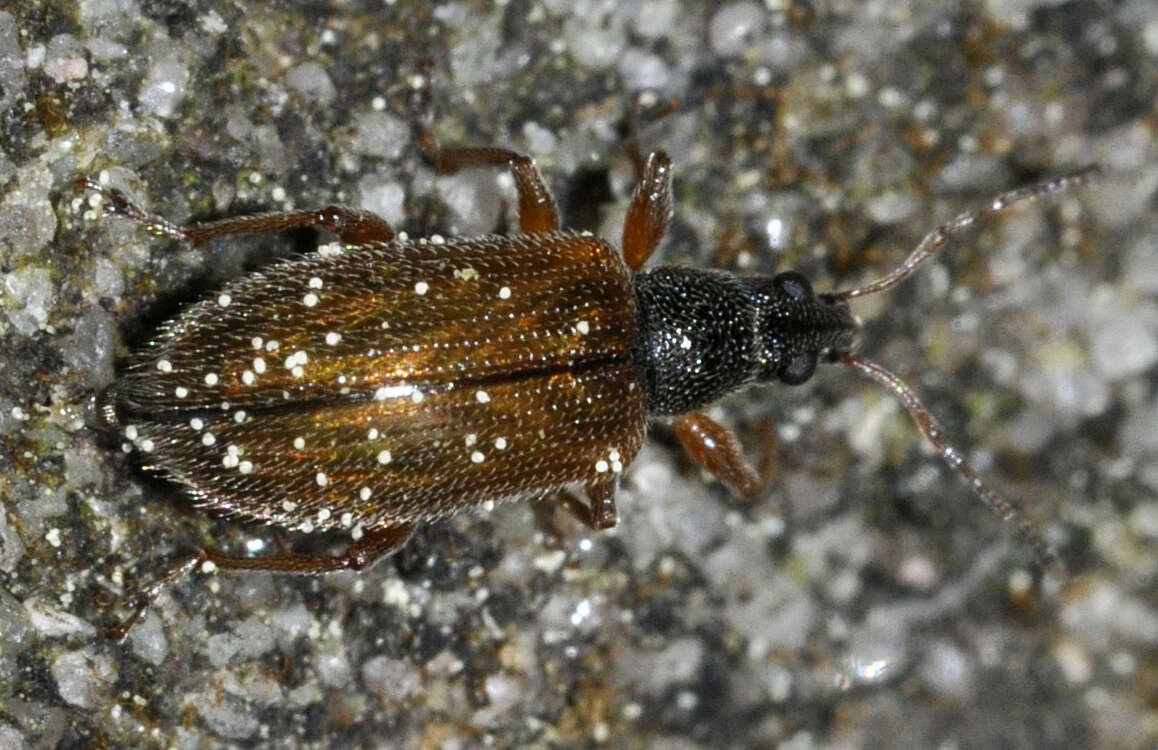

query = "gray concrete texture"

[{"left": 0, "top": 1, "right": 1155, "bottom": 748}]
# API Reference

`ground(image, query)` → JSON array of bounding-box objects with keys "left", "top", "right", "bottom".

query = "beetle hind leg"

[
  {"left": 74, "top": 177, "right": 396, "bottom": 247},
  {"left": 105, "top": 522, "right": 415, "bottom": 640}
]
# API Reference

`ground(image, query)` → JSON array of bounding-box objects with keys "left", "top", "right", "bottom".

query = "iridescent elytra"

[{"left": 78, "top": 135, "right": 1097, "bottom": 638}]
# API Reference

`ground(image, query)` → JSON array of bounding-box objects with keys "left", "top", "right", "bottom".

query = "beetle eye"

[
  {"left": 780, "top": 351, "right": 817, "bottom": 385},
  {"left": 772, "top": 271, "right": 813, "bottom": 302}
]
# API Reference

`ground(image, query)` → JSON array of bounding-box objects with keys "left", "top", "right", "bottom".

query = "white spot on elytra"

[
  {"left": 308, "top": 276, "right": 323, "bottom": 289},
  {"left": 465, "top": 433, "right": 477, "bottom": 447},
  {"left": 325, "top": 331, "right": 342, "bottom": 345},
  {"left": 341, "top": 512, "right": 354, "bottom": 527},
  {"left": 476, "top": 390, "right": 490, "bottom": 403},
  {"left": 291, "top": 366, "right": 305, "bottom": 378},
  {"left": 175, "top": 386, "right": 188, "bottom": 398},
  {"left": 414, "top": 281, "right": 429, "bottom": 296},
  {"left": 217, "top": 293, "right": 231, "bottom": 307},
  {"left": 266, "top": 340, "right": 280, "bottom": 352},
  {"left": 156, "top": 359, "right": 172, "bottom": 373},
  {"left": 595, "top": 459, "right": 609, "bottom": 473},
  {"left": 315, "top": 472, "right": 328, "bottom": 486},
  {"left": 139, "top": 438, "right": 155, "bottom": 452},
  {"left": 498, "top": 286, "right": 511, "bottom": 299},
  {"left": 251, "top": 337, "right": 263, "bottom": 350},
  {"left": 282, "top": 500, "right": 297, "bottom": 512},
  {"left": 359, "top": 487, "right": 371, "bottom": 501},
  {"left": 125, "top": 425, "right": 138, "bottom": 440},
  {"left": 680, "top": 335, "right": 692, "bottom": 350},
  {"left": 377, "top": 449, "right": 392, "bottom": 464},
  {"left": 242, "top": 370, "right": 255, "bottom": 385},
  {"left": 204, "top": 372, "right": 219, "bottom": 386},
  {"left": 303, "top": 292, "right": 319, "bottom": 307},
  {"left": 284, "top": 351, "right": 308, "bottom": 370},
  {"left": 351, "top": 524, "right": 364, "bottom": 541},
  {"left": 494, "top": 437, "right": 507, "bottom": 450},
  {"left": 253, "top": 357, "right": 266, "bottom": 373},
  {"left": 367, "top": 428, "right": 379, "bottom": 440},
  {"left": 293, "top": 436, "right": 305, "bottom": 450},
  {"left": 202, "top": 432, "right": 216, "bottom": 446},
  {"left": 575, "top": 320, "right": 590, "bottom": 335},
  {"left": 410, "top": 390, "right": 424, "bottom": 404},
  {"left": 470, "top": 451, "right": 485, "bottom": 463},
  {"left": 189, "top": 417, "right": 204, "bottom": 430},
  {"left": 317, "top": 507, "right": 331, "bottom": 522},
  {"left": 239, "top": 460, "right": 254, "bottom": 474}
]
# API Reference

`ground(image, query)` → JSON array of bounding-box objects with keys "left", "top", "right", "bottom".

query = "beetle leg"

[
  {"left": 106, "top": 522, "right": 414, "bottom": 641},
  {"left": 673, "top": 413, "right": 776, "bottom": 499},
  {"left": 74, "top": 177, "right": 396, "bottom": 246},
  {"left": 416, "top": 131, "right": 559, "bottom": 234},
  {"left": 559, "top": 478, "right": 620, "bottom": 530},
  {"left": 621, "top": 151, "right": 673, "bottom": 270}
]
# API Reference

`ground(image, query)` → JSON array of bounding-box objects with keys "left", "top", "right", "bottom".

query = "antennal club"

[{"left": 833, "top": 165, "right": 1101, "bottom": 301}]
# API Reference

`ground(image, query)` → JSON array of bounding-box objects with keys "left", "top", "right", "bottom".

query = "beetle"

[{"left": 76, "top": 134, "right": 1096, "bottom": 638}]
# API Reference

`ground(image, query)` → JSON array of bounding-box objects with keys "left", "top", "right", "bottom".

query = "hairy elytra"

[{"left": 77, "top": 136, "right": 1097, "bottom": 638}]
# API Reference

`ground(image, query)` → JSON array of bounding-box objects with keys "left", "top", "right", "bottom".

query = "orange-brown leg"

[
  {"left": 107, "top": 522, "right": 415, "bottom": 640},
  {"left": 673, "top": 414, "right": 776, "bottom": 499},
  {"left": 556, "top": 478, "right": 619, "bottom": 530},
  {"left": 416, "top": 131, "right": 559, "bottom": 234},
  {"left": 75, "top": 178, "right": 396, "bottom": 246},
  {"left": 621, "top": 150, "right": 673, "bottom": 270},
  {"left": 585, "top": 478, "right": 620, "bottom": 529}
]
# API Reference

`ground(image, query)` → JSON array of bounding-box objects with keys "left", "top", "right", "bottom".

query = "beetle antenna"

[
  {"left": 832, "top": 165, "right": 1100, "bottom": 301},
  {"left": 839, "top": 353, "right": 1061, "bottom": 573}
]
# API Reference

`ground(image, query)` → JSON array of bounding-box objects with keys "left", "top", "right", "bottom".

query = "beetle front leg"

[
  {"left": 621, "top": 150, "right": 673, "bottom": 270},
  {"left": 673, "top": 414, "right": 776, "bottom": 499}
]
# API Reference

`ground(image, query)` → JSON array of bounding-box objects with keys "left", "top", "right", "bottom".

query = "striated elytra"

[{"left": 77, "top": 136, "right": 1097, "bottom": 638}]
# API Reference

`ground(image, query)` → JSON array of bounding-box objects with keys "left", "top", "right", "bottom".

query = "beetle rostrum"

[{"left": 75, "top": 137, "right": 1098, "bottom": 639}]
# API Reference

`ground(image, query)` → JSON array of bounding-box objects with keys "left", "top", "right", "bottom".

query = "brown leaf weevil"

[{"left": 76, "top": 136, "right": 1098, "bottom": 639}]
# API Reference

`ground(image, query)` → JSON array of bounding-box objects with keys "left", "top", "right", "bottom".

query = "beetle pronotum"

[{"left": 77, "top": 135, "right": 1097, "bottom": 639}]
